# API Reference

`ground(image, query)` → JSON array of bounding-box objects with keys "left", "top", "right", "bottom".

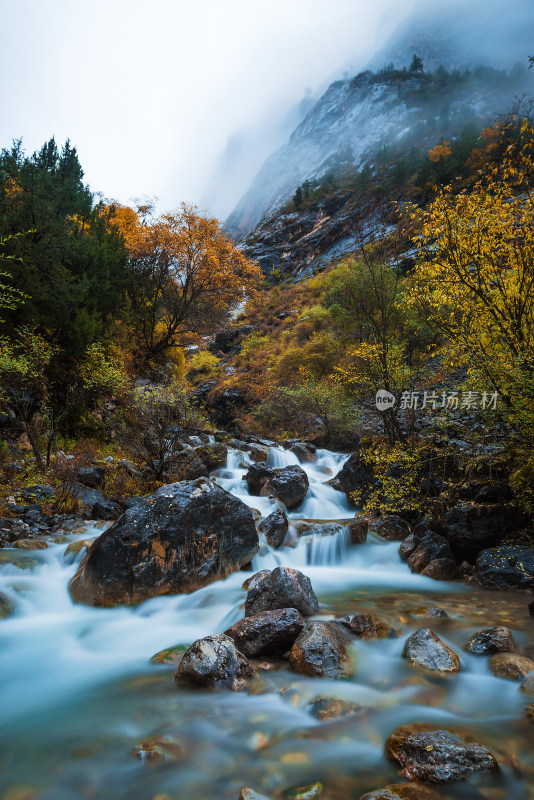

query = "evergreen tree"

[{"left": 410, "top": 54, "right": 424, "bottom": 74}]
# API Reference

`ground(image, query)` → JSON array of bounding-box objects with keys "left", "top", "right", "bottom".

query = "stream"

[{"left": 0, "top": 446, "right": 533, "bottom": 800}]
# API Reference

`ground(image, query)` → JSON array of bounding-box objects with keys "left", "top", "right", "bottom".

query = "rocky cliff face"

[
  {"left": 226, "top": 0, "right": 534, "bottom": 276},
  {"left": 227, "top": 69, "right": 531, "bottom": 246}
]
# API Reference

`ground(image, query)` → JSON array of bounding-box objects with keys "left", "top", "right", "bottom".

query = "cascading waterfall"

[{"left": 0, "top": 441, "right": 529, "bottom": 800}]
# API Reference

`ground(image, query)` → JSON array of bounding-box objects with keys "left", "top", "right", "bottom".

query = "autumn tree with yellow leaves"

[
  {"left": 108, "top": 202, "right": 261, "bottom": 366},
  {"left": 406, "top": 118, "right": 534, "bottom": 442}
]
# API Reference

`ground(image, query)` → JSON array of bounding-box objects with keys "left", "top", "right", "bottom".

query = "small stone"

[
  {"left": 489, "top": 652, "right": 534, "bottom": 680},
  {"left": 150, "top": 645, "right": 188, "bottom": 664},
  {"left": 242, "top": 569, "right": 271, "bottom": 592},
  {"left": 358, "top": 783, "right": 443, "bottom": 800},
  {"left": 284, "top": 783, "right": 323, "bottom": 800},
  {"left": 13, "top": 539, "right": 48, "bottom": 550},
  {"left": 519, "top": 674, "right": 534, "bottom": 694},
  {"left": 337, "top": 613, "right": 396, "bottom": 640},
  {"left": 309, "top": 696, "right": 362, "bottom": 721},
  {"left": 402, "top": 628, "right": 460, "bottom": 673},
  {"left": 238, "top": 788, "right": 271, "bottom": 800},
  {"left": 465, "top": 626, "right": 514, "bottom": 655},
  {"left": 175, "top": 633, "right": 254, "bottom": 690},
  {"left": 0, "top": 591, "right": 14, "bottom": 619}
]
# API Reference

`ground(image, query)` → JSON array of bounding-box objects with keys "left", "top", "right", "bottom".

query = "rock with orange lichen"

[{"left": 69, "top": 479, "right": 258, "bottom": 606}]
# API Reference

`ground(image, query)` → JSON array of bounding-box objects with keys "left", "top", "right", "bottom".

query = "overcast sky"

[{"left": 1, "top": 0, "right": 410, "bottom": 217}]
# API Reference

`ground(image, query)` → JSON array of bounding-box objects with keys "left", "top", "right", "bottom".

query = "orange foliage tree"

[{"left": 107, "top": 202, "right": 261, "bottom": 364}]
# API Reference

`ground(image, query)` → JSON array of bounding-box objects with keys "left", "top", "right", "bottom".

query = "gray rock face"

[
  {"left": 258, "top": 508, "right": 288, "bottom": 549},
  {"left": 465, "top": 626, "right": 514, "bottom": 655},
  {"left": 475, "top": 546, "right": 534, "bottom": 591},
  {"left": 402, "top": 628, "right": 460, "bottom": 673},
  {"left": 290, "top": 621, "right": 353, "bottom": 678},
  {"left": 224, "top": 608, "right": 304, "bottom": 657},
  {"left": 245, "top": 567, "right": 319, "bottom": 617},
  {"left": 70, "top": 479, "right": 259, "bottom": 606},
  {"left": 175, "top": 633, "right": 254, "bottom": 690},
  {"left": 385, "top": 724, "right": 498, "bottom": 784}
]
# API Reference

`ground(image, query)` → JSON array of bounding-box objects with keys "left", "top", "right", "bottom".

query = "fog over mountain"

[{"left": 226, "top": 0, "right": 534, "bottom": 239}]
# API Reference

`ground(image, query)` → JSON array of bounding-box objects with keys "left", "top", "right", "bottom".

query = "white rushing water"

[{"left": 0, "top": 443, "right": 529, "bottom": 800}]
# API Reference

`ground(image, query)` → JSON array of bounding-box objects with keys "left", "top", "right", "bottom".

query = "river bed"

[{"left": 0, "top": 446, "right": 533, "bottom": 800}]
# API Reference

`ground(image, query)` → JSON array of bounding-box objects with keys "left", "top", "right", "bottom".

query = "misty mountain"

[{"left": 226, "top": 0, "right": 534, "bottom": 241}]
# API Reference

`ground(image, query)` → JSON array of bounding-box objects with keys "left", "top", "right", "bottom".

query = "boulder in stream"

[
  {"left": 489, "top": 652, "right": 534, "bottom": 680},
  {"left": 328, "top": 448, "right": 372, "bottom": 503},
  {"left": 245, "top": 567, "right": 319, "bottom": 617},
  {"left": 407, "top": 533, "right": 453, "bottom": 573},
  {"left": 258, "top": 508, "right": 288, "bottom": 549},
  {"left": 369, "top": 515, "right": 411, "bottom": 542},
  {"left": 175, "top": 633, "right": 254, "bottom": 690},
  {"left": 70, "top": 479, "right": 259, "bottom": 606},
  {"left": 245, "top": 464, "right": 274, "bottom": 495},
  {"left": 224, "top": 608, "right": 304, "bottom": 657},
  {"left": 264, "top": 466, "right": 309, "bottom": 510},
  {"left": 337, "top": 613, "right": 396, "bottom": 640},
  {"left": 290, "top": 621, "right": 353, "bottom": 678},
  {"left": 385, "top": 724, "right": 498, "bottom": 783},
  {"left": 402, "top": 628, "right": 460, "bottom": 673},
  {"left": 465, "top": 626, "right": 514, "bottom": 655}
]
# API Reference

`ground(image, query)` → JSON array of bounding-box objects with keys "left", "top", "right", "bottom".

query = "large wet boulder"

[
  {"left": 245, "top": 567, "right": 319, "bottom": 617},
  {"left": 520, "top": 674, "right": 534, "bottom": 694},
  {"left": 258, "top": 508, "right": 288, "bottom": 549},
  {"left": 245, "top": 464, "right": 274, "bottom": 495},
  {"left": 70, "top": 479, "right": 259, "bottom": 606},
  {"left": 420, "top": 558, "right": 460, "bottom": 581},
  {"left": 359, "top": 783, "right": 442, "bottom": 800},
  {"left": 489, "top": 652, "right": 534, "bottom": 680},
  {"left": 369, "top": 515, "right": 411, "bottom": 542},
  {"left": 328, "top": 449, "right": 372, "bottom": 504},
  {"left": 385, "top": 724, "right": 498, "bottom": 783},
  {"left": 337, "top": 613, "right": 396, "bottom": 640},
  {"left": 224, "top": 608, "right": 304, "bottom": 657},
  {"left": 175, "top": 633, "right": 254, "bottom": 690},
  {"left": 465, "top": 626, "right": 514, "bottom": 655},
  {"left": 290, "top": 621, "right": 353, "bottom": 678},
  {"left": 402, "top": 628, "right": 460, "bottom": 673},
  {"left": 475, "top": 546, "right": 534, "bottom": 591},
  {"left": 441, "top": 503, "right": 520, "bottom": 559},
  {"left": 288, "top": 442, "right": 317, "bottom": 463},
  {"left": 265, "top": 466, "right": 309, "bottom": 510},
  {"left": 407, "top": 533, "right": 453, "bottom": 573}
]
